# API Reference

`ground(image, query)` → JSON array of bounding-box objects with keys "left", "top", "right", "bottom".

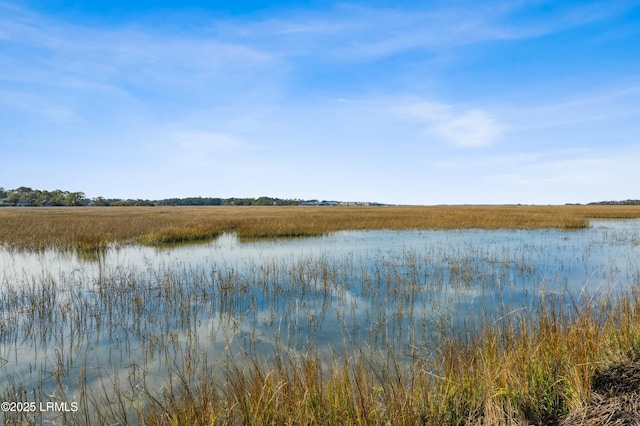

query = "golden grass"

[
  {"left": 3, "top": 209, "right": 640, "bottom": 425},
  {"left": 1, "top": 205, "right": 640, "bottom": 250},
  {"left": 144, "top": 286, "right": 640, "bottom": 426}
]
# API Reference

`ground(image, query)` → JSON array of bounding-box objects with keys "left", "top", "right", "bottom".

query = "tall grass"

[
  {"left": 2, "top": 236, "right": 640, "bottom": 425},
  {"left": 2, "top": 205, "right": 640, "bottom": 250},
  {"left": 2, "top": 209, "right": 640, "bottom": 424},
  {"left": 142, "top": 285, "right": 640, "bottom": 426}
]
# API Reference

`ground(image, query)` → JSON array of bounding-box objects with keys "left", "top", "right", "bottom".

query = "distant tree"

[
  {"left": 65, "top": 191, "right": 85, "bottom": 206},
  {"left": 2, "top": 186, "right": 327, "bottom": 208},
  {"left": 50, "top": 190, "right": 66, "bottom": 206},
  {"left": 29, "top": 189, "right": 46, "bottom": 205},
  {"left": 255, "top": 196, "right": 274, "bottom": 206},
  {"left": 6, "top": 192, "right": 20, "bottom": 205},
  {"left": 93, "top": 196, "right": 109, "bottom": 206},
  {"left": 15, "top": 186, "right": 33, "bottom": 194}
]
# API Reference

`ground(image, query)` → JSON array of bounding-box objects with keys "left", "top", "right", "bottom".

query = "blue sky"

[{"left": 1, "top": 0, "right": 639, "bottom": 204}]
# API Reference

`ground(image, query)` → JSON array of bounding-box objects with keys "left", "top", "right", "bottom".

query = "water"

[{"left": 1, "top": 219, "right": 639, "bottom": 423}]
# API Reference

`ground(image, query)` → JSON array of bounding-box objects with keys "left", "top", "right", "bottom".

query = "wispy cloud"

[
  {"left": 400, "top": 101, "right": 505, "bottom": 147},
  {"left": 435, "top": 110, "right": 505, "bottom": 147},
  {"left": 2, "top": 0, "right": 638, "bottom": 203},
  {"left": 0, "top": 2, "right": 274, "bottom": 93},
  {"left": 494, "top": 81, "right": 640, "bottom": 147},
  {"left": 206, "top": 1, "right": 639, "bottom": 61},
  {"left": 209, "top": 4, "right": 515, "bottom": 60}
]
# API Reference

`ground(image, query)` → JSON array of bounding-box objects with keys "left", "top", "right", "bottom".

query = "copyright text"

[{"left": 1, "top": 401, "right": 79, "bottom": 413}]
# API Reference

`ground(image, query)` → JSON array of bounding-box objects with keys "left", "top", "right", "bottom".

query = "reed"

[
  {"left": 2, "top": 205, "right": 640, "bottom": 250},
  {"left": 2, "top": 213, "right": 640, "bottom": 425},
  {"left": 141, "top": 285, "right": 640, "bottom": 426},
  {"left": 137, "top": 226, "right": 223, "bottom": 246}
]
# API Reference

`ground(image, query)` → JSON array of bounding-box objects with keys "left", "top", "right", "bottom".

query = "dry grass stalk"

[
  {"left": 141, "top": 285, "right": 640, "bottom": 426},
  {"left": 562, "top": 362, "right": 640, "bottom": 426},
  {"left": 561, "top": 393, "right": 640, "bottom": 426}
]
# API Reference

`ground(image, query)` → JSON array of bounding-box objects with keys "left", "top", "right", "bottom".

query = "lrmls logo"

[{"left": 40, "top": 401, "right": 79, "bottom": 412}]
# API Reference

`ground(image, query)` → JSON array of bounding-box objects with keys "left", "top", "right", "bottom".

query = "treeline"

[
  {"left": 155, "top": 196, "right": 303, "bottom": 206},
  {"left": 0, "top": 186, "right": 86, "bottom": 206},
  {"left": 0, "top": 186, "right": 309, "bottom": 207},
  {"left": 588, "top": 200, "right": 640, "bottom": 205}
]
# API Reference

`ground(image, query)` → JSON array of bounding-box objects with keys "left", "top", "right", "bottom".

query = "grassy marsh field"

[
  {"left": 1, "top": 206, "right": 640, "bottom": 425},
  {"left": 2, "top": 204, "right": 640, "bottom": 251}
]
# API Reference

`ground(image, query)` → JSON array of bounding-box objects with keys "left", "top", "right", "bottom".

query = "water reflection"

[{"left": 1, "top": 220, "right": 640, "bottom": 423}]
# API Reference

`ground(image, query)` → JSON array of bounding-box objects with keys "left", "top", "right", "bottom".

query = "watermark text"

[{"left": 1, "top": 401, "right": 78, "bottom": 413}]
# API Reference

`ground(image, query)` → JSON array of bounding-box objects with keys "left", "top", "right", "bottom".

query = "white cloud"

[
  {"left": 211, "top": 4, "right": 515, "bottom": 60},
  {"left": 0, "top": 3, "right": 274, "bottom": 93},
  {"left": 205, "top": 2, "right": 637, "bottom": 62},
  {"left": 402, "top": 101, "right": 505, "bottom": 147},
  {"left": 434, "top": 110, "right": 505, "bottom": 147},
  {"left": 2, "top": 1, "right": 638, "bottom": 205}
]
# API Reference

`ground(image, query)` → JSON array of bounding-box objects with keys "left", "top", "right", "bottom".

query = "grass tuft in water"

[{"left": 137, "top": 227, "right": 222, "bottom": 246}]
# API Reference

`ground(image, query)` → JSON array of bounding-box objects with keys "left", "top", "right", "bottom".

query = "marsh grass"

[
  {"left": 140, "top": 285, "right": 640, "bottom": 426},
  {"left": 2, "top": 234, "right": 640, "bottom": 425},
  {"left": 137, "top": 226, "right": 223, "bottom": 246},
  {"left": 2, "top": 211, "right": 640, "bottom": 424},
  {"left": 2, "top": 205, "right": 640, "bottom": 250}
]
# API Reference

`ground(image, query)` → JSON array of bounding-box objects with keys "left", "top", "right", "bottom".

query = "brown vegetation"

[
  {"left": 2, "top": 205, "right": 640, "bottom": 250},
  {"left": 3, "top": 205, "right": 640, "bottom": 424},
  {"left": 144, "top": 283, "right": 640, "bottom": 426},
  {"left": 561, "top": 362, "right": 640, "bottom": 426}
]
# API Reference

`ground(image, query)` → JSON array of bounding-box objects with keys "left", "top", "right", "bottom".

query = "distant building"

[{"left": 299, "top": 201, "right": 339, "bottom": 206}]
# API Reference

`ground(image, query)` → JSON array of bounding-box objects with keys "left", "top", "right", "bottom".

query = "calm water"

[{"left": 1, "top": 219, "right": 639, "bottom": 422}]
